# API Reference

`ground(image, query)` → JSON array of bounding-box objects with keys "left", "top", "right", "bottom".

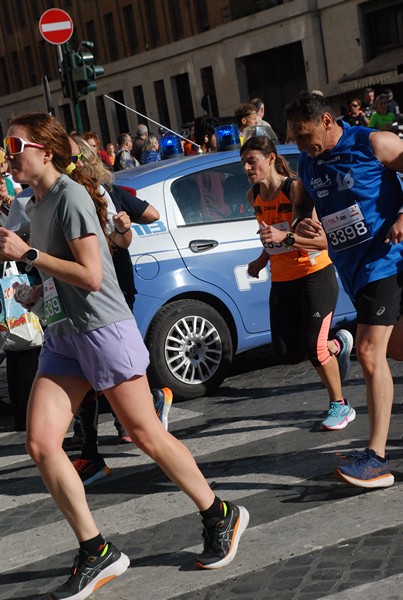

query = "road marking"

[
  {"left": 0, "top": 419, "right": 298, "bottom": 512},
  {"left": 3, "top": 437, "right": 401, "bottom": 573},
  {"left": 93, "top": 484, "right": 403, "bottom": 599}
]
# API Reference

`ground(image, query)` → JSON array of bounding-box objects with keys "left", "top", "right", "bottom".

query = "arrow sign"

[{"left": 39, "top": 9, "right": 73, "bottom": 45}]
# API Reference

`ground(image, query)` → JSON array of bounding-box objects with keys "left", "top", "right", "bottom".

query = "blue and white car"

[{"left": 114, "top": 146, "right": 355, "bottom": 399}]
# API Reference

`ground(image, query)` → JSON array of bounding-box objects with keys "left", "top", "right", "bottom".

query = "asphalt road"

[{"left": 1, "top": 346, "right": 403, "bottom": 600}]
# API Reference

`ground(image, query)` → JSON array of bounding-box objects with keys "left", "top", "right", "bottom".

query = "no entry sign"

[{"left": 39, "top": 9, "right": 73, "bottom": 45}]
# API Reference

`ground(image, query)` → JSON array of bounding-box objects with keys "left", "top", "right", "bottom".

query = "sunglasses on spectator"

[
  {"left": 350, "top": 103, "right": 359, "bottom": 108},
  {"left": 71, "top": 152, "right": 83, "bottom": 164},
  {"left": 3, "top": 136, "right": 45, "bottom": 155}
]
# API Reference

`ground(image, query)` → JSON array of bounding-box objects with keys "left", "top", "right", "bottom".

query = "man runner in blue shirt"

[{"left": 282, "top": 91, "right": 403, "bottom": 489}]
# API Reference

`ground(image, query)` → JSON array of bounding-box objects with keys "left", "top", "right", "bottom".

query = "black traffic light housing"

[
  {"left": 60, "top": 43, "right": 77, "bottom": 100},
  {"left": 60, "top": 41, "right": 104, "bottom": 102}
]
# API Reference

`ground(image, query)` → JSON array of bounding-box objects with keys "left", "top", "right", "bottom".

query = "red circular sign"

[{"left": 39, "top": 9, "right": 73, "bottom": 45}]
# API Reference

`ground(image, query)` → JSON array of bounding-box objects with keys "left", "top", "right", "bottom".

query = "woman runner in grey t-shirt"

[{"left": 0, "top": 112, "right": 249, "bottom": 600}]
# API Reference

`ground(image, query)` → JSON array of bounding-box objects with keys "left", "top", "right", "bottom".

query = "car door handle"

[{"left": 189, "top": 239, "right": 219, "bottom": 253}]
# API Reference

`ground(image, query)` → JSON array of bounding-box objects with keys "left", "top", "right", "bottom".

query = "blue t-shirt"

[{"left": 298, "top": 122, "right": 403, "bottom": 300}]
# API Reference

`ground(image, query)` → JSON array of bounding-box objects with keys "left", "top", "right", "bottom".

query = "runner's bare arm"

[
  {"left": 290, "top": 179, "right": 315, "bottom": 226},
  {"left": 0, "top": 228, "right": 103, "bottom": 291},
  {"left": 370, "top": 130, "right": 403, "bottom": 172},
  {"left": 370, "top": 131, "right": 403, "bottom": 244},
  {"left": 290, "top": 179, "right": 323, "bottom": 241}
]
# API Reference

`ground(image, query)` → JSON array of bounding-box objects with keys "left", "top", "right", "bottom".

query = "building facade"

[{"left": 0, "top": 0, "right": 402, "bottom": 144}]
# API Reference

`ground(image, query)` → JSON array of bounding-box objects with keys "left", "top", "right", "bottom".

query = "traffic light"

[
  {"left": 59, "top": 42, "right": 104, "bottom": 102},
  {"left": 60, "top": 44, "right": 77, "bottom": 100},
  {"left": 71, "top": 43, "right": 104, "bottom": 97}
]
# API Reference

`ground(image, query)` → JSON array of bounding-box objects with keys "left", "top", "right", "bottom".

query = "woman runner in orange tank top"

[{"left": 241, "top": 136, "right": 355, "bottom": 432}]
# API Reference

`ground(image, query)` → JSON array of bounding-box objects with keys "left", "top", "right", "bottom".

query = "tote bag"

[{"left": 0, "top": 262, "right": 44, "bottom": 351}]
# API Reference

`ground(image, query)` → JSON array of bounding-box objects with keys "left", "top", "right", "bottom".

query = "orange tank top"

[{"left": 252, "top": 181, "right": 332, "bottom": 282}]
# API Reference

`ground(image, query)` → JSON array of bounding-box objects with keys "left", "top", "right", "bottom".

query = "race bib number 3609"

[{"left": 321, "top": 204, "right": 373, "bottom": 252}]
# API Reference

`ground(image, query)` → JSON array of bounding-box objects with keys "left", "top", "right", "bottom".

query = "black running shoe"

[
  {"left": 62, "top": 433, "right": 83, "bottom": 452},
  {"left": 50, "top": 542, "right": 129, "bottom": 600},
  {"left": 195, "top": 502, "right": 249, "bottom": 569},
  {"left": 73, "top": 456, "right": 111, "bottom": 487}
]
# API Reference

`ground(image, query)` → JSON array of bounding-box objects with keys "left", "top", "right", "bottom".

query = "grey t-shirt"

[{"left": 26, "top": 174, "right": 133, "bottom": 335}]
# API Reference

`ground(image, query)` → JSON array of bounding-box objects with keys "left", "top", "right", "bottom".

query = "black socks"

[
  {"left": 200, "top": 496, "right": 228, "bottom": 520},
  {"left": 79, "top": 533, "right": 106, "bottom": 556}
]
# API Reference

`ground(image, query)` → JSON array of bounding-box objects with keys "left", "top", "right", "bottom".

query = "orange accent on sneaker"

[{"left": 93, "top": 575, "right": 117, "bottom": 591}]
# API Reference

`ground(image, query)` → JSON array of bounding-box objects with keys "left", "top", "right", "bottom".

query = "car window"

[
  {"left": 286, "top": 153, "right": 299, "bottom": 174},
  {"left": 171, "top": 153, "right": 299, "bottom": 226},
  {"left": 171, "top": 162, "right": 253, "bottom": 225}
]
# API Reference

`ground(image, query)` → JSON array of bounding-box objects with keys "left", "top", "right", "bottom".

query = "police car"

[{"left": 114, "top": 144, "right": 355, "bottom": 400}]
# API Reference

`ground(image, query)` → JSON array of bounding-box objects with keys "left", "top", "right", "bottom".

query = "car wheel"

[{"left": 146, "top": 299, "right": 233, "bottom": 400}]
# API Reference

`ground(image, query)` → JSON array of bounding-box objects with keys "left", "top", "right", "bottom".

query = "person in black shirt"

[{"left": 343, "top": 99, "right": 368, "bottom": 127}]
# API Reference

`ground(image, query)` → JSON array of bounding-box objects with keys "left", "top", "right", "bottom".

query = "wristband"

[
  {"left": 398, "top": 206, "right": 403, "bottom": 215},
  {"left": 114, "top": 226, "right": 131, "bottom": 234}
]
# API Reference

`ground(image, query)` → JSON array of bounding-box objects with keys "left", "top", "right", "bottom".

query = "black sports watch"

[
  {"left": 25, "top": 248, "right": 40, "bottom": 272},
  {"left": 283, "top": 232, "right": 296, "bottom": 248}
]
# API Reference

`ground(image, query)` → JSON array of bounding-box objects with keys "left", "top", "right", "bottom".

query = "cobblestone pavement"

[{"left": 1, "top": 346, "right": 403, "bottom": 600}]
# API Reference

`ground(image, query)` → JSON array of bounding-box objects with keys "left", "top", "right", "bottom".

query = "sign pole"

[
  {"left": 39, "top": 9, "right": 75, "bottom": 124},
  {"left": 73, "top": 102, "right": 83, "bottom": 135},
  {"left": 42, "top": 76, "right": 54, "bottom": 115}
]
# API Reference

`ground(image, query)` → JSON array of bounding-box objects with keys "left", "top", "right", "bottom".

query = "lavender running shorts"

[{"left": 37, "top": 319, "right": 150, "bottom": 391}]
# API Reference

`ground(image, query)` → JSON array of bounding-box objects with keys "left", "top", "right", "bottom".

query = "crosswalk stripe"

[
  {"left": 3, "top": 436, "right": 398, "bottom": 573},
  {"left": 0, "top": 419, "right": 299, "bottom": 512},
  {"left": 92, "top": 484, "right": 403, "bottom": 599}
]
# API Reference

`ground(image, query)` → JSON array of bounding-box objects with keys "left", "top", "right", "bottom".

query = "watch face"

[{"left": 26, "top": 249, "right": 38, "bottom": 261}]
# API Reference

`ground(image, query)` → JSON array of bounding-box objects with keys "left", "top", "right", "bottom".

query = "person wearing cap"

[{"left": 132, "top": 123, "right": 149, "bottom": 163}]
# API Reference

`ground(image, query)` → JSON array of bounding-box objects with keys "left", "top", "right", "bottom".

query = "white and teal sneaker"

[
  {"left": 152, "top": 388, "right": 173, "bottom": 431},
  {"left": 334, "top": 329, "right": 354, "bottom": 382},
  {"left": 321, "top": 400, "right": 356, "bottom": 431}
]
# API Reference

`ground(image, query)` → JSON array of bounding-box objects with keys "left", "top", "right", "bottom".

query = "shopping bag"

[{"left": 0, "top": 264, "right": 44, "bottom": 351}]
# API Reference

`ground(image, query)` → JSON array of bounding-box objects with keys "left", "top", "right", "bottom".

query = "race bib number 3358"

[{"left": 322, "top": 204, "right": 373, "bottom": 251}]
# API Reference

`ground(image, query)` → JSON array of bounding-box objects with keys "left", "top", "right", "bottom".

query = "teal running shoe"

[
  {"left": 321, "top": 400, "right": 356, "bottom": 431},
  {"left": 334, "top": 329, "right": 353, "bottom": 382}
]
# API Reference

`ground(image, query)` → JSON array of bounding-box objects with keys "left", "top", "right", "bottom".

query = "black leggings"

[{"left": 269, "top": 264, "right": 339, "bottom": 367}]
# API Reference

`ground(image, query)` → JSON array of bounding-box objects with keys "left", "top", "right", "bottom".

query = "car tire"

[{"left": 146, "top": 299, "right": 233, "bottom": 400}]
